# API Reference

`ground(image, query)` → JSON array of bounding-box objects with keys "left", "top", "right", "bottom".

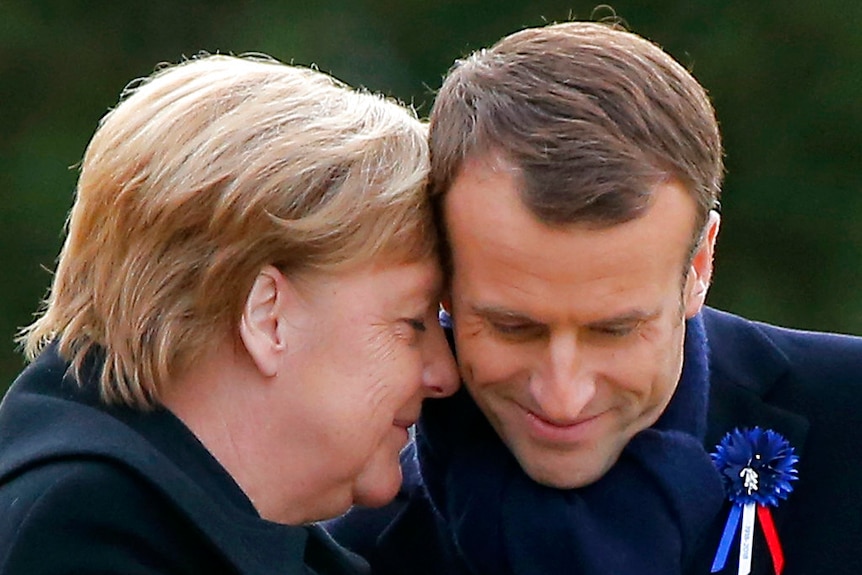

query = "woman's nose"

[{"left": 421, "top": 322, "right": 459, "bottom": 398}]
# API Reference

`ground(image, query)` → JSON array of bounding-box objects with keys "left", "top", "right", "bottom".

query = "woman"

[{"left": 0, "top": 54, "right": 457, "bottom": 574}]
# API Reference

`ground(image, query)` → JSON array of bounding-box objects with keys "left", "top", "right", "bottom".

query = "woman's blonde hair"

[{"left": 20, "top": 54, "right": 434, "bottom": 409}]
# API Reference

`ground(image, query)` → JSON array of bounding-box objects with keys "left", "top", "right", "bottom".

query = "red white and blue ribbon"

[{"left": 710, "top": 427, "right": 798, "bottom": 575}]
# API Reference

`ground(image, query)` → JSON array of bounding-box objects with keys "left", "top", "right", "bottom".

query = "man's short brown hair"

[{"left": 429, "top": 21, "right": 723, "bottom": 241}]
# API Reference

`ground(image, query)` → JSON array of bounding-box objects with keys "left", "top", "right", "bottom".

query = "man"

[{"left": 326, "top": 21, "right": 862, "bottom": 575}]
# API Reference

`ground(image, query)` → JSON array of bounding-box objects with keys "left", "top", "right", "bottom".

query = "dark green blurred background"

[{"left": 2, "top": 1, "right": 861, "bottom": 393}]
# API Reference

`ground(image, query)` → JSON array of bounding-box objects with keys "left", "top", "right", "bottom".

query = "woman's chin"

[{"left": 351, "top": 465, "right": 403, "bottom": 509}]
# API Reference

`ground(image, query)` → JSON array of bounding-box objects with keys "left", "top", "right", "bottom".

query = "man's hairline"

[{"left": 437, "top": 152, "right": 708, "bottom": 278}]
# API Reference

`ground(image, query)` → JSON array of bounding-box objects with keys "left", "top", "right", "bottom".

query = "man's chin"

[{"left": 516, "top": 448, "right": 621, "bottom": 489}]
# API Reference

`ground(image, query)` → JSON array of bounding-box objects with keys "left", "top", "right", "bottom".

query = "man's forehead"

[
  {"left": 445, "top": 165, "right": 698, "bottom": 298},
  {"left": 444, "top": 154, "right": 525, "bottom": 225},
  {"left": 445, "top": 157, "right": 698, "bottom": 238}
]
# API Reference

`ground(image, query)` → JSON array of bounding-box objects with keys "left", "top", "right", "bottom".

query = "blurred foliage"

[{"left": 2, "top": 0, "right": 861, "bottom": 393}]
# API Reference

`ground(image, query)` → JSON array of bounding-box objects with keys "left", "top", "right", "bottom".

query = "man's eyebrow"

[
  {"left": 583, "top": 308, "right": 661, "bottom": 329},
  {"left": 471, "top": 304, "right": 662, "bottom": 327},
  {"left": 471, "top": 304, "right": 540, "bottom": 323}
]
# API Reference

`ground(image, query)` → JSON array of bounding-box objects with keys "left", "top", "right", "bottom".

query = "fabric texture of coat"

[
  {"left": 326, "top": 307, "right": 862, "bottom": 575},
  {"left": 0, "top": 343, "right": 369, "bottom": 575}
]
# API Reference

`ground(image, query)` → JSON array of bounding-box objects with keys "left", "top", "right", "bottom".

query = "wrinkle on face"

[{"left": 255, "top": 259, "right": 451, "bottom": 518}]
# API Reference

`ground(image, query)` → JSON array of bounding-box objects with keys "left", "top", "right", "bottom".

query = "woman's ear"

[
  {"left": 239, "top": 265, "right": 290, "bottom": 377},
  {"left": 684, "top": 210, "right": 721, "bottom": 318}
]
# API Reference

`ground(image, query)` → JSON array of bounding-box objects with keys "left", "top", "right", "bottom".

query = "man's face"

[{"left": 444, "top": 156, "right": 716, "bottom": 488}]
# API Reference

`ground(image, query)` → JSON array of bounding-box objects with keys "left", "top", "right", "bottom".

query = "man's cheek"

[{"left": 464, "top": 346, "right": 525, "bottom": 389}]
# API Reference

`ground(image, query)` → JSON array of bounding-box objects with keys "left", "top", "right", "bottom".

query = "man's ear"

[
  {"left": 239, "top": 265, "right": 292, "bottom": 377},
  {"left": 684, "top": 210, "right": 721, "bottom": 318}
]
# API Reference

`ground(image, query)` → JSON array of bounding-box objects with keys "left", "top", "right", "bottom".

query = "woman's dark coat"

[{"left": 0, "top": 344, "right": 368, "bottom": 575}]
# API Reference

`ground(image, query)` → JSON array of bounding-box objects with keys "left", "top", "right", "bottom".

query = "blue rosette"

[{"left": 709, "top": 427, "right": 799, "bottom": 574}]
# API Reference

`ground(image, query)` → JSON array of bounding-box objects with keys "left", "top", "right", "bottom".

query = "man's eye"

[
  {"left": 593, "top": 325, "right": 635, "bottom": 338},
  {"left": 491, "top": 322, "right": 544, "bottom": 338},
  {"left": 493, "top": 323, "right": 528, "bottom": 334},
  {"left": 407, "top": 318, "right": 427, "bottom": 333}
]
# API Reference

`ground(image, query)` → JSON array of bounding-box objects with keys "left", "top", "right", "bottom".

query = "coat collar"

[
  {"left": 701, "top": 306, "right": 809, "bottom": 457},
  {"left": 0, "top": 344, "right": 366, "bottom": 575}
]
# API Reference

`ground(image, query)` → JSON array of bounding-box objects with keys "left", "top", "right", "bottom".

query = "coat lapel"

[{"left": 691, "top": 308, "right": 809, "bottom": 575}]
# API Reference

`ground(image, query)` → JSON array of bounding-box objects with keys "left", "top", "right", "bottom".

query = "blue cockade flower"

[{"left": 711, "top": 426, "right": 799, "bottom": 507}]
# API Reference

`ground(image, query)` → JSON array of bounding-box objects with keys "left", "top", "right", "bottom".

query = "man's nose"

[
  {"left": 533, "top": 332, "right": 595, "bottom": 421},
  {"left": 421, "top": 322, "right": 459, "bottom": 398}
]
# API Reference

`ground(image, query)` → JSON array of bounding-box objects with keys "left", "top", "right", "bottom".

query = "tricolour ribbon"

[
  {"left": 709, "top": 427, "right": 798, "bottom": 575},
  {"left": 757, "top": 505, "right": 785, "bottom": 574},
  {"left": 711, "top": 503, "right": 742, "bottom": 572},
  {"left": 710, "top": 502, "right": 785, "bottom": 575}
]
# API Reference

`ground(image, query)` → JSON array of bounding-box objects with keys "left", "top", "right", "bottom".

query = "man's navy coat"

[{"left": 327, "top": 307, "right": 862, "bottom": 575}]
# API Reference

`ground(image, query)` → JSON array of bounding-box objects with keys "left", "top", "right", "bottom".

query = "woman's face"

[{"left": 277, "top": 258, "right": 458, "bottom": 518}]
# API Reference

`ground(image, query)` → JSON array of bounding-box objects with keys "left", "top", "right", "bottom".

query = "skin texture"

[
  {"left": 165, "top": 258, "right": 459, "bottom": 525},
  {"left": 276, "top": 259, "right": 459, "bottom": 512},
  {"left": 444, "top": 155, "right": 718, "bottom": 489}
]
